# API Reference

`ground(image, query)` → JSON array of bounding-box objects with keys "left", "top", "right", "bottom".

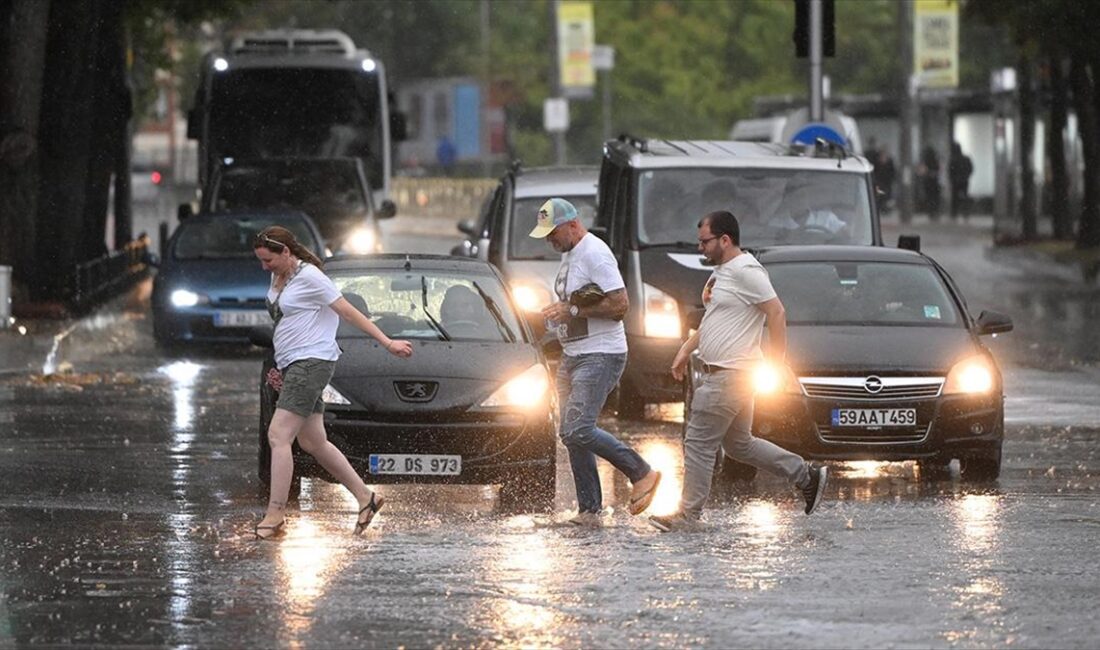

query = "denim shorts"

[{"left": 277, "top": 358, "right": 336, "bottom": 417}]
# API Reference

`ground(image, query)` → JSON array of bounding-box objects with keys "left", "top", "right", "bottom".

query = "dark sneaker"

[
  {"left": 802, "top": 464, "right": 828, "bottom": 515},
  {"left": 648, "top": 512, "right": 705, "bottom": 533}
]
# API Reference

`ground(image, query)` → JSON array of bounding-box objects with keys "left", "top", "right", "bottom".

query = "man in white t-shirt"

[
  {"left": 530, "top": 198, "right": 662, "bottom": 525},
  {"left": 649, "top": 210, "right": 828, "bottom": 532}
]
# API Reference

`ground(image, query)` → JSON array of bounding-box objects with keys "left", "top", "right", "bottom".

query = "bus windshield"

[{"left": 208, "top": 68, "right": 384, "bottom": 191}]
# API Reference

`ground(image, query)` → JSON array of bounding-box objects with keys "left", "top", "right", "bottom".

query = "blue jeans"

[{"left": 557, "top": 353, "right": 651, "bottom": 513}]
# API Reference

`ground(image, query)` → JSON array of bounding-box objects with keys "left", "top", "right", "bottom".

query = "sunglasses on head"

[{"left": 256, "top": 234, "right": 286, "bottom": 251}]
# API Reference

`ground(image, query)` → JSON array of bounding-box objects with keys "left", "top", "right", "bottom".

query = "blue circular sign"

[{"left": 790, "top": 123, "right": 847, "bottom": 148}]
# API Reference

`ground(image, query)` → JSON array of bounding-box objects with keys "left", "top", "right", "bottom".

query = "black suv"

[{"left": 594, "top": 136, "right": 881, "bottom": 411}]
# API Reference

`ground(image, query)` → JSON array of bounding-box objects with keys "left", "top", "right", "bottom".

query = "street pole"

[
  {"left": 481, "top": 0, "right": 492, "bottom": 175},
  {"left": 809, "top": 0, "right": 823, "bottom": 122},
  {"left": 549, "top": 0, "right": 565, "bottom": 164},
  {"left": 602, "top": 67, "right": 611, "bottom": 143},
  {"left": 898, "top": 0, "right": 915, "bottom": 224}
]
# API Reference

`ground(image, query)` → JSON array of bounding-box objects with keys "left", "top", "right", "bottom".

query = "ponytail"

[{"left": 253, "top": 226, "right": 324, "bottom": 269}]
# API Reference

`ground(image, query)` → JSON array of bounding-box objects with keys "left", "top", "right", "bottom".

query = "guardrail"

[{"left": 69, "top": 235, "right": 153, "bottom": 312}]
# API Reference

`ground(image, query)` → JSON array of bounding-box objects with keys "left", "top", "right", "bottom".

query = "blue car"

[{"left": 152, "top": 211, "right": 326, "bottom": 347}]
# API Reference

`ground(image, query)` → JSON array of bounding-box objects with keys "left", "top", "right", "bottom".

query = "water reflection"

[
  {"left": 944, "top": 492, "right": 1006, "bottom": 643},
  {"left": 951, "top": 493, "right": 1000, "bottom": 552},
  {"left": 637, "top": 439, "right": 683, "bottom": 516},
  {"left": 486, "top": 528, "right": 561, "bottom": 646}
]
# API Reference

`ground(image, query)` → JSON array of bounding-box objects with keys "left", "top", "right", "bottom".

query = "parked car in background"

[
  {"left": 452, "top": 164, "right": 598, "bottom": 316},
  {"left": 251, "top": 254, "right": 557, "bottom": 510},
  {"left": 685, "top": 245, "right": 1013, "bottom": 482},
  {"left": 151, "top": 211, "right": 325, "bottom": 347},
  {"left": 187, "top": 156, "right": 395, "bottom": 255},
  {"left": 595, "top": 136, "right": 881, "bottom": 413}
]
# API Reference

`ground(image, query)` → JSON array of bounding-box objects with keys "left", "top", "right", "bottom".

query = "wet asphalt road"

[{"left": 2, "top": 218, "right": 1100, "bottom": 647}]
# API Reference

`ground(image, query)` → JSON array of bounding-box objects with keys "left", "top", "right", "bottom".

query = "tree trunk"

[
  {"left": 1018, "top": 53, "right": 1037, "bottom": 240},
  {"left": 34, "top": 0, "right": 102, "bottom": 300},
  {"left": 0, "top": 0, "right": 51, "bottom": 302},
  {"left": 1070, "top": 57, "right": 1100, "bottom": 249},
  {"left": 1047, "top": 50, "right": 1072, "bottom": 240}
]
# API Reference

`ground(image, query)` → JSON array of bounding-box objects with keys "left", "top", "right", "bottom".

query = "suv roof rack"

[
  {"left": 617, "top": 133, "right": 649, "bottom": 153},
  {"left": 230, "top": 29, "right": 357, "bottom": 56}
]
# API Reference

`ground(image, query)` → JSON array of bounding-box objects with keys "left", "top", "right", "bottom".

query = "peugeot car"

[
  {"left": 685, "top": 246, "right": 1013, "bottom": 482},
  {"left": 252, "top": 255, "right": 557, "bottom": 510}
]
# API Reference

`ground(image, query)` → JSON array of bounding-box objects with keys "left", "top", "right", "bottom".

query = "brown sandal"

[
  {"left": 629, "top": 470, "right": 662, "bottom": 515},
  {"left": 354, "top": 492, "right": 385, "bottom": 535},
  {"left": 254, "top": 519, "right": 286, "bottom": 541}
]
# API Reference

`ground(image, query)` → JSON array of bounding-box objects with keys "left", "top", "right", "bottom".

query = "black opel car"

[
  {"left": 685, "top": 246, "right": 1013, "bottom": 482},
  {"left": 252, "top": 255, "right": 557, "bottom": 511}
]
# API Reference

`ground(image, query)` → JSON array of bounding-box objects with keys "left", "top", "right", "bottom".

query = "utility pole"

[
  {"left": 548, "top": 0, "right": 565, "bottom": 164},
  {"left": 481, "top": 0, "right": 492, "bottom": 175},
  {"left": 898, "top": 0, "right": 915, "bottom": 224},
  {"left": 808, "top": 0, "right": 823, "bottom": 122}
]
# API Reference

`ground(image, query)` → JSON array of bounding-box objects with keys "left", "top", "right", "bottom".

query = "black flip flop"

[
  {"left": 254, "top": 519, "right": 286, "bottom": 541},
  {"left": 354, "top": 492, "right": 385, "bottom": 535}
]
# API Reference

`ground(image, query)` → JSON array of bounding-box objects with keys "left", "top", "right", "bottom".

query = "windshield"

[
  {"left": 212, "top": 161, "right": 368, "bottom": 238},
  {"left": 174, "top": 216, "right": 317, "bottom": 260},
  {"left": 509, "top": 195, "right": 597, "bottom": 260},
  {"left": 208, "top": 68, "right": 384, "bottom": 190},
  {"left": 766, "top": 261, "right": 961, "bottom": 326},
  {"left": 637, "top": 168, "right": 873, "bottom": 247},
  {"left": 331, "top": 270, "right": 525, "bottom": 343}
]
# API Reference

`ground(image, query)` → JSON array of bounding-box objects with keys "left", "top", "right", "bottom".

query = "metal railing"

[{"left": 69, "top": 235, "right": 152, "bottom": 312}]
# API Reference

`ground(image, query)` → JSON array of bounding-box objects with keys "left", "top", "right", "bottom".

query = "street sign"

[
  {"left": 592, "top": 45, "right": 615, "bottom": 71},
  {"left": 544, "top": 98, "right": 569, "bottom": 133}
]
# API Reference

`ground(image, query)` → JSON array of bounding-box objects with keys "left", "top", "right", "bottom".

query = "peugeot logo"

[
  {"left": 863, "top": 376, "right": 884, "bottom": 394},
  {"left": 395, "top": 381, "right": 438, "bottom": 402}
]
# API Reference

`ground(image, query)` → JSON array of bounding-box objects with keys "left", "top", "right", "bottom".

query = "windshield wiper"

[
  {"left": 420, "top": 276, "right": 451, "bottom": 341},
  {"left": 471, "top": 281, "right": 516, "bottom": 343}
]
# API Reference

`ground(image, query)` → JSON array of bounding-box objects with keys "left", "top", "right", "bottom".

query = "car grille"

[
  {"left": 817, "top": 424, "right": 931, "bottom": 445},
  {"left": 800, "top": 377, "right": 943, "bottom": 401}
]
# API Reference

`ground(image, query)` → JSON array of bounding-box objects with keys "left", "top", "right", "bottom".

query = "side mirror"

[
  {"left": 975, "top": 310, "right": 1013, "bottom": 336},
  {"left": 248, "top": 325, "right": 275, "bottom": 349},
  {"left": 685, "top": 307, "right": 705, "bottom": 331},
  {"left": 178, "top": 203, "right": 194, "bottom": 221},
  {"left": 897, "top": 234, "right": 921, "bottom": 252},
  {"left": 457, "top": 219, "right": 477, "bottom": 236},
  {"left": 377, "top": 199, "right": 397, "bottom": 220},
  {"left": 186, "top": 108, "right": 199, "bottom": 140}
]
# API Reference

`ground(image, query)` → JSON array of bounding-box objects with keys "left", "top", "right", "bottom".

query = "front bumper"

[
  {"left": 294, "top": 409, "right": 557, "bottom": 485},
  {"left": 153, "top": 305, "right": 268, "bottom": 344},
  {"left": 749, "top": 392, "right": 1004, "bottom": 461}
]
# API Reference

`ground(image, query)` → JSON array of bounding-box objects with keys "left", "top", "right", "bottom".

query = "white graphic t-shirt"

[
  {"left": 552, "top": 233, "right": 627, "bottom": 356},
  {"left": 697, "top": 252, "right": 777, "bottom": 369},
  {"left": 268, "top": 264, "right": 343, "bottom": 369}
]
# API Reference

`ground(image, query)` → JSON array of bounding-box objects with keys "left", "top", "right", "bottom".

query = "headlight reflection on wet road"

[
  {"left": 488, "top": 527, "right": 561, "bottom": 646},
  {"left": 637, "top": 439, "right": 684, "bottom": 516}
]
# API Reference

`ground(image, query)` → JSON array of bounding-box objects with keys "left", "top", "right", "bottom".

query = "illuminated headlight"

[
  {"left": 751, "top": 360, "right": 800, "bottom": 396},
  {"left": 481, "top": 364, "right": 550, "bottom": 409},
  {"left": 944, "top": 355, "right": 995, "bottom": 394},
  {"left": 643, "top": 282, "right": 681, "bottom": 338},
  {"left": 213, "top": 57, "right": 228, "bottom": 72},
  {"left": 361, "top": 58, "right": 376, "bottom": 72},
  {"left": 343, "top": 227, "right": 377, "bottom": 254},
  {"left": 170, "top": 289, "right": 206, "bottom": 308},
  {"left": 322, "top": 384, "right": 352, "bottom": 405},
  {"left": 511, "top": 282, "right": 552, "bottom": 313}
]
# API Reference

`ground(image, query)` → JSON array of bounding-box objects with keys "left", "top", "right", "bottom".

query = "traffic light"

[{"left": 793, "top": 0, "right": 835, "bottom": 58}]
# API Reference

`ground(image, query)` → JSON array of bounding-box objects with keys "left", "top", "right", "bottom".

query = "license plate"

[
  {"left": 831, "top": 408, "right": 917, "bottom": 427},
  {"left": 213, "top": 310, "right": 270, "bottom": 327},
  {"left": 368, "top": 454, "right": 461, "bottom": 475}
]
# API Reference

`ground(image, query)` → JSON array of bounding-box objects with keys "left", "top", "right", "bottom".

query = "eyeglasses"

[{"left": 698, "top": 235, "right": 721, "bottom": 246}]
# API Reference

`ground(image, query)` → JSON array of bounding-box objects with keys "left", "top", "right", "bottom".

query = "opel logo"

[
  {"left": 395, "top": 381, "right": 438, "bottom": 402},
  {"left": 863, "top": 376, "right": 884, "bottom": 394}
]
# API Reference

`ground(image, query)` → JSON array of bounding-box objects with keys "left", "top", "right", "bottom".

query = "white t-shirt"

[
  {"left": 697, "top": 252, "right": 777, "bottom": 369},
  {"left": 552, "top": 233, "right": 627, "bottom": 356},
  {"left": 269, "top": 263, "right": 343, "bottom": 369}
]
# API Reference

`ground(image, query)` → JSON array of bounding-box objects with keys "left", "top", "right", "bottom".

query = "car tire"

[
  {"left": 498, "top": 465, "right": 556, "bottom": 514},
  {"left": 719, "top": 455, "right": 759, "bottom": 483},
  {"left": 916, "top": 456, "right": 952, "bottom": 480},
  {"left": 960, "top": 444, "right": 1002, "bottom": 482}
]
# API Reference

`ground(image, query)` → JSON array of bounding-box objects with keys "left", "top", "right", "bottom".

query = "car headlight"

[
  {"left": 322, "top": 383, "right": 352, "bottom": 405},
  {"left": 751, "top": 360, "right": 800, "bottom": 396},
  {"left": 170, "top": 289, "right": 207, "bottom": 308},
  {"left": 944, "top": 355, "right": 995, "bottom": 395},
  {"left": 643, "top": 283, "right": 681, "bottom": 338},
  {"left": 481, "top": 364, "right": 550, "bottom": 409},
  {"left": 511, "top": 281, "right": 552, "bottom": 313},
  {"left": 343, "top": 227, "right": 377, "bottom": 255}
]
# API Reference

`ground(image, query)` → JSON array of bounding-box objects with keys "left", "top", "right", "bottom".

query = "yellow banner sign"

[
  {"left": 558, "top": 1, "right": 595, "bottom": 95},
  {"left": 914, "top": 0, "right": 958, "bottom": 88}
]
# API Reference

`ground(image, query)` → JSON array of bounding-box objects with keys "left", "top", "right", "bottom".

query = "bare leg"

[
  {"left": 296, "top": 413, "right": 376, "bottom": 509},
  {"left": 261, "top": 408, "right": 306, "bottom": 530}
]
